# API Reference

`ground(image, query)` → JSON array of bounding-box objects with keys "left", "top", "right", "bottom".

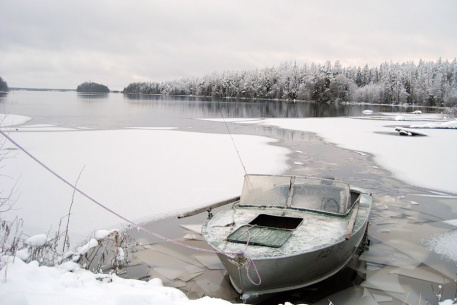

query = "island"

[{"left": 76, "top": 81, "right": 109, "bottom": 93}]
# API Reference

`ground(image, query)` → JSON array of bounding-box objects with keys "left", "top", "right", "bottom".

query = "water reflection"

[
  {"left": 77, "top": 92, "right": 109, "bottom": 101},
  {"left": 124, "top": 94, "right": 440, "bottom": 118},
  {"left": 1, "top": 91, "right": 444, "bottom": 130}
]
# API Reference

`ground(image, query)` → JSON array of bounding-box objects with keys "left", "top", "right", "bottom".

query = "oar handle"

[{"left": 178, "top": 196, "right": 240, "bottom": 219}]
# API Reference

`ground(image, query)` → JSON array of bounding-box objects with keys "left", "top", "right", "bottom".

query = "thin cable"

[{"left": 220, "top": 111, "right": 248, "bottom": 177}]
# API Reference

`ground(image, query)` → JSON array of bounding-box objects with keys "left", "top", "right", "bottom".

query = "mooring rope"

[
  {"left": 244, "top": 225, "right": 262, "bottom": 286},
  {"left": 0, "top": 128, "right": 262, "bottom": 285}
]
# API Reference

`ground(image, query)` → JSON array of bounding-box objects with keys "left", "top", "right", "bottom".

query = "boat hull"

[{"left": 217, "top": 220, "right": 368, "bottom": 296}]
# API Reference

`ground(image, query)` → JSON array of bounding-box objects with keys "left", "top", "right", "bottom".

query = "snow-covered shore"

[{"left": 1, "top": 256, "right": 234, "bottom": 305}]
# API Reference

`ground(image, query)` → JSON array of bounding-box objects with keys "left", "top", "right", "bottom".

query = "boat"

[{"left": 201, "top": 174, "right": 372, "bottom": 298}]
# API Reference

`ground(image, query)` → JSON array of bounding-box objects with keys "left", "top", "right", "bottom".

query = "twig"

[{"left": 62, "top": 166, "right": 85, "bottom": 253}]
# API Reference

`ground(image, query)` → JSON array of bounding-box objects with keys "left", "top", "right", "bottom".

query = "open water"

[{"left": 0, "top": 91, "right": 439, "bottom": 129}]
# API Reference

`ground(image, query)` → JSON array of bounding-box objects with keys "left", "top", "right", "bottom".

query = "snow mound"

[
  {"left": 25, "top": 234, "right": 48, "bottom": 247},
  {"left": 94, "top": 229, "right": 119, "bottom": 241}
]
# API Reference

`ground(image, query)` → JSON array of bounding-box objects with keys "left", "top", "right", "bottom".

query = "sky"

[{"left": 1, "top": 0, "right": 456, "bottom": 91}]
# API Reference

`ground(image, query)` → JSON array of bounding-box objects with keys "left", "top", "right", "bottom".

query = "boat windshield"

[{"left": 239, "top": 175, "right": 351, "bottom": 215}]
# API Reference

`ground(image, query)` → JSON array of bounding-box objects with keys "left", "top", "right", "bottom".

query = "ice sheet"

[
  {"left": 194, "top": 255, "right": 225, "bottom": 270},
  {"left": 361, "top": 267, "right": 405, "bottom": 294},
  {"left": 369, "top": 221, "right": 457, "bottom": 280},
  {"left": 1, "top": 128, "right": 289, "bottom": 244},
  {"left": 389, "top": 266, "right": 451, "bottom": 285},
  {"left": 359, "top": 243, "right": 420, "bottom": 269},
  {"left": 257, "top": 117, "right": 457, "bottom": 194},
  {"left": 313, "top": 286, "right": 379, "bottom": 305}
]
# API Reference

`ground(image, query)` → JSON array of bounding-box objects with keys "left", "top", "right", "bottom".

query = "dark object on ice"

[
  {"left": 395, "top": 127, "right": 427, "bottom": 136},
  {"left": 201, "top": 174, "right": 372, "bottom": 299}
]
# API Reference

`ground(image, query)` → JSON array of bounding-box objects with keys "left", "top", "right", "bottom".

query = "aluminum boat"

[{"left": 201, "top": 174, "right": 372, "bottom": 298}]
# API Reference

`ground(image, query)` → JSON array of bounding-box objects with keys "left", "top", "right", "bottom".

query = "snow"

[
  {"left": 75, "top": 239, "right": 99, "bottom": 256},
  {"left": 1, "top": 126, "right": 289, "bottom": 244},
  {"left": 410, "top": 120, "right": 457, "bottom": 129},
  {"left": 423, "top": 231, "right": 457, "bottom": 262},
  {"left": 1, "top": 256, "right": 236, "bottom": 305},
  {"left": 440, "top": 300, "right": 456, "bottom": 305},
  {"left": 444, "top": 219, "right": 457, "bottom": 227},
  {"left": 256, "top": 116, "right": 457, "bottom": 194},
  {"left": 0, "top": 114, "right": 31, "bottom": 127},
  {"left": 24, "top": 234, "right": 48, "bottom": 247},
  {"left": 94, "top": 229, "right": 119, "bottom": 241}
]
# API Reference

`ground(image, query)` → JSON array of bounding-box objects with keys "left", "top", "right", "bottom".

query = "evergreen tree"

[{"left": 122, "top": 58, "right": 457, "bottom": 106}]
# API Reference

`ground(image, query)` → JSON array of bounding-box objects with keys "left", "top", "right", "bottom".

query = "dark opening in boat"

[{"left": 249, "top": 214, "right": 303, "bottom": 230}]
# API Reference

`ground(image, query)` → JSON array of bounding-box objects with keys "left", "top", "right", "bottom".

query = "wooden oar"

[
  {"left": 178, "top": 196, "right": 240, "bottom": 219},
  {"left": 345, "top": 197, "right": 360, "bottom": 240}
]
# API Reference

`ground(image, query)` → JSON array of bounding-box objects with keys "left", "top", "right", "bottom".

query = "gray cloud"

[{"left": 1, "top": 0, "right": 456, "bottom": 90}]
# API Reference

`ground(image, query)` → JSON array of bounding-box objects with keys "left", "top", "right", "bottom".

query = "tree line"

[
  {"left": 0, "top": 76, "right": 9, "bottom": 92},
  {"left": 123, "top": 59, "right": 457, "bottom": 106}
]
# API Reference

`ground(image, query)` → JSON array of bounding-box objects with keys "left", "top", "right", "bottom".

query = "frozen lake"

[{"left": 1, "top": 91, "right": 457, "bottom": 304}]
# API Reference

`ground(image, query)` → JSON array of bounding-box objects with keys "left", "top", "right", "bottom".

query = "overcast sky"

[{"left": 1, "top": 0, "right": 456, "bottom": 90}]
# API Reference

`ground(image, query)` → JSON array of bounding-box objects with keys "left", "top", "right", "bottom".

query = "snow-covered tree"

[{"left": 122, "top": 58, "right": 457, "bottom": 106}]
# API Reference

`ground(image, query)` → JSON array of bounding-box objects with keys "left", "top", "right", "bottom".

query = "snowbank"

[{"left": 0, "top": 256, "right": 235, "bottom": 305}]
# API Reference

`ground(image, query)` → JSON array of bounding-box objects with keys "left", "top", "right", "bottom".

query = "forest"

[{"left": 123, "top": 59, "right": 457, "bottom": 106}]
